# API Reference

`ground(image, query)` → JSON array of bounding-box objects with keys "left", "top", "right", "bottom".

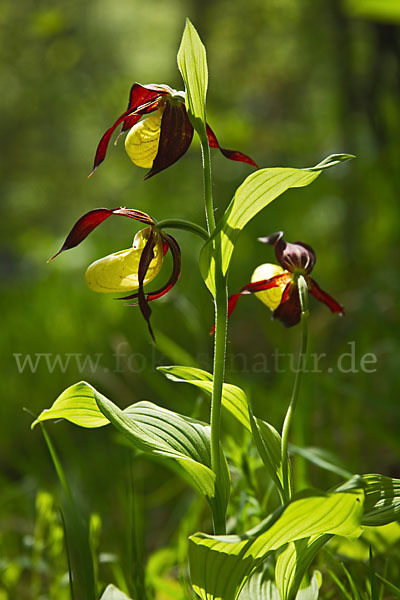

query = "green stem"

[
  {"left": 281, "top": 275, "right": 309, "bottom": 503},
  {"left": 210, "top": 268, "right": 228, "bottom": 534},
  {"left": 200, "top": 131, "right": 216, "bottom": 233},
  {"left": 156, "top": 218, "right": 209, "bottom": 240}
]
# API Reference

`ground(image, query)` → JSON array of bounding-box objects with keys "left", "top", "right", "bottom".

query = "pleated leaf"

[
  {"left": 275, "top": 536, "right": 329, "bottom": 600},
  {"left": 159, "top": 365, "right": 286, "bottom": 492},
  {"left": 361, "top": 474, "right": 400, "bottom": 526},
  {"left": 200, "top": 154, "right": 354, "bottom": 295},
  {"left": 32, "top": 381, "right": 230, "bottom": 510},
  {"left": 177, "top": 18, "right": 208, "bottom": 130},
  {"left": 158, "top": 365, "right": 251, "bottom": 432},
  {"left": 189, "top": 488, "right": 363, "bottom": 600}
]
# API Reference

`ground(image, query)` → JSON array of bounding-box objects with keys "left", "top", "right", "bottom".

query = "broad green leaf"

[
  {"left": 275, "top": 536, "right": 329, "bottom": 600},
  {"left": 189, "top": 488, "right": 363, "bottom": 600},
  {"left": 32, "top": 382, "right": 230, "bottom": 513},
  {"left": 251, "top": 411, "right": 286, "bottom": 494},
  {"left": 200, "top": 154, "right": 354, "bottom": 295},
  {"left": 177, "top": 18, "right": 208, "bottom": 131},
  {"left": 158, "top": 365, "right": 251, "bottom": 432},
  {"left": 159, "top": 365, "right": 286, "bottom": 493},
  {"left": 100, "top": 585, "right": 134, "bottom": 600},
  {"left": 32, "top": 380, "right": 109, "bottom": 428},
  {"left": 361, "top": 474, "right": 400, "bottom": 525}
]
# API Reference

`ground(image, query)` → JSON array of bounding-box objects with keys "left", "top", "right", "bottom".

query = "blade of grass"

[
  {"left": 326, "top": 568, "right": 352, "bottom": 600},
  {"left": 375, "top": 573, "right": 400, "bottom": 598}
]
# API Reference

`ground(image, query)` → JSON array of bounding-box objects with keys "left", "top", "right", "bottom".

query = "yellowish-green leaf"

[
  {"left": 275, "top": 536, "right": 328, "bottom": 600},
  {"left": 31, "top": 381, "right": 109, "bottom": 428},
  {"left": 361, "top": 473, "right": 400, "bottom": 526},
  {"left": 177, "top": 18, "right": 208, "bottom": 132},
  {"left": 200, "top": 154, "right": 354, "bottom": 295},
  {"left": 344, "top": 0, "right": 400, "bottom": 23},
  {"left": 32, "top": 382, "right": 230, "bottom": 512},
  {"left": 189, "top": 488, "right": 363, "bottom": 600}
]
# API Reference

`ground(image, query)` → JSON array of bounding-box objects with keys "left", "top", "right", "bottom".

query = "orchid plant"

[{"left": 33, "top": 19, "right": 400, "bottom": 600}]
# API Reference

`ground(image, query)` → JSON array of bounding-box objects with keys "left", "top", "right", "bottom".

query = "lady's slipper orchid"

[
  {"left": 50, "top": 208, "right": 181, "bottom": 340},
  {"left": 90, "top": 83, "right": 259, "bottom": 179},
  {"left": 225, "top": 232, "right": 344, "bottom": 328}
]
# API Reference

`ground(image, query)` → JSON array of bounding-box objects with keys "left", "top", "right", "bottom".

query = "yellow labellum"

[
  {"left": 251, "top": 263, "right": 286, "bottom": 310},
  {"left": 85, "top": 229, "right": 163, "bottom": 294},
  {"left": 124, "top": 111, "right": 163, "bottom": 168}
]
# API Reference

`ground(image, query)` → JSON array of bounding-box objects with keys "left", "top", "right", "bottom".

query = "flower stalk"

[{"left": 280, "top": 274, "right": 309, "bottom": 503}]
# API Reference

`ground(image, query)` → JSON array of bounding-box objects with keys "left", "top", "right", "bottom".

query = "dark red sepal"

[
  {"left": 119, "top": 234, "right": 181, "bottom": 303},
  {"left": 273, "top": 283, "right": 301, "bottom": 327},
  {"left": 89, "top": 84, "right": 167, "bottom": 176},
  {"left": 206, "top": 124, "right": 259, "bottom": 169},
  {"left": 144, "top": 101, "right": 194, "bottom": 179},
  {"left": 308, "top": 278, "right": 344, "bottom": 315},
  {"left": 49, "top": 207, "right": 154, "bottom": 261}
]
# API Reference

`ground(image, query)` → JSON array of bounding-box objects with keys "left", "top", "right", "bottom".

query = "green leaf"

[
  {"left": 99, "top": 585, "right": 134, "bottom": 600},
  {"left": 177, "top": 18, "right": 208, "bottom": 132},
  {"left": 361, "top": 474, "right": 400, "bottom": 526},
  {"left": 251, "top": 411, "right": 286, "bottom": 494},
  {"left": 32, "top": 382, "right": 230, "bottom": 514},
  {"left": 32, "top": 381, "right": 109, "bottom": 428},
  {"left": 275, "top": 536, "right": 328, "bottom": 600},
  {"left": 200, "top": 154, "right": 354, "bottom": 295},
  {"left": 189, "top": 488, "right": 363, "bottom": 600},
  {"left": 158, "top": 365, "right": 251, "bottom": 432}
]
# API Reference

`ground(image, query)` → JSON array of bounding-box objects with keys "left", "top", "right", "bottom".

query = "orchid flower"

[
  {"left": 89, "top": 83, "right": 258, "bottom": 179},
  {"left": 226, "top": 232, "right": 343, "bottom": 328},
  {"left": 50, "top": 208, "right": 181, "bottom": 340}
]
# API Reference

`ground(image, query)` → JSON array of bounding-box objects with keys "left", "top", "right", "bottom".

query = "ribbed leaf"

[
  {"left": 32, "top": 382, "right": 230, "bottom": 512},
  {"left": 200, "top": 154, "right": 354, "bottom": 295},
  {"left": 275, "top": 536, "right": 329, "bottom": 600},
  {"left": 31, "top": 381, "right": 110, "bottom": 428},
  {"left": 159, "top": 366, "right": 286, "bottom": 493},
  {"left": 361, "top": 474, "right": 400, "bottom": 526},
  {"left": 158, "top": 365, "right": 251, "bottom": 432},
  {"left": 239, "top": 571, "right": 280, "bottom": 600},
  {"left": 177, "top": 19, "right": 208, "bottom": 131},
  {"left": 189, "top": 488, "right": 363, "bottom": 600}
]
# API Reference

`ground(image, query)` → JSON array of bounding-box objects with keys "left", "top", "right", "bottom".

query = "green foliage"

[
  {"left": 32, "top": 381, "right": 230, "bottom": 515},
  {"left": 200, "top": 155, "right": 354, "bottom": 294},
  {"left": 177, "top": 18, "right": 208, "bottom": 134},
  {"left": 189, "top": 488, "right": 364, "bottom": 600}
]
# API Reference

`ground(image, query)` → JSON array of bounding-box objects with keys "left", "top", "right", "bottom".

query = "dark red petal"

[
  {"left": 137, "top": 230, "right": 157, "bottom": 341},
  {"left": 119, "top": 234, "right": 181, "bottom": 303},
  {"left": 273, "top": 283, "right": 301, "bottom": 327},
  {"left": 308, "top": 278, "right": 344, "bottom": 315},
  {"left": 210, "top": 273, "right": 290, "bottom": 334},
  {"left": 144, "top": 101, "right": 194, "bottom": 179},
  {"left": 49, "top": 208, "right": 154, "bottom": 260},
  {"left": 89, "top": 88, "right": 166, "bottom": 177},
  {"left": 239, "top": 273, "right": 291, "bottom": 294},
  {"left": 206, "top": 124, "right": 259, "bottom": 169}
]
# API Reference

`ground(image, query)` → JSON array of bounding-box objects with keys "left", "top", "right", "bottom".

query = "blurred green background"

[{"left": 1, "top": 0, "right": 399, "bottom": 595}]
